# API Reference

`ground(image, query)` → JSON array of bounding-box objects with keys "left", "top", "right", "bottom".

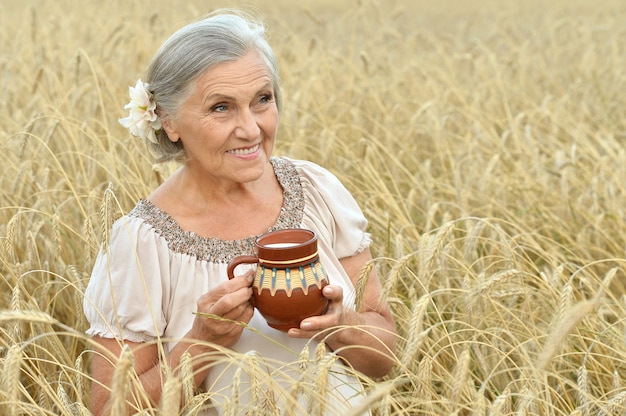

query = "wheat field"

[{"left": 1, "top": 0, "right": 626, "bottom": 414}]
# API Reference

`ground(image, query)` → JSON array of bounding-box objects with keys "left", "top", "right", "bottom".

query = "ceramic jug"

[{"left": 227, "top": 228, "right": 329, "bottom": 331}]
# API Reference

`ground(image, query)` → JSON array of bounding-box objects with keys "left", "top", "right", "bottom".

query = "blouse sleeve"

[
  {"left": 83, "top": 216, "right": 171, "bottom": 342},
  {"left": 290, "top": 158, "right": 372, "bottom": 259}
]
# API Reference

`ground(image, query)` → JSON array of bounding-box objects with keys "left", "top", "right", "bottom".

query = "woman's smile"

[{"left": 227, "top": 142, "right": 262, "bottom": 158}]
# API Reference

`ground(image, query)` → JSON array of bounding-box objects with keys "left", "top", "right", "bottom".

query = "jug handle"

[{"left": 227, "top": 255, "right": 259, "bottom": 280}]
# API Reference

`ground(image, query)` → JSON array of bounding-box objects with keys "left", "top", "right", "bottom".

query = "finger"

[
  {"left": 322, "top": 285, "right": 343, "bottom": 302},
  {"left": 288, "top": 291, "right": 344, "bottom": 339},
  {"left": 216, "top": 271, "right": 254, "bottom": 294},
  {"left": 287, "top": 311, "right": 336, "bottom": 338},
  {"left": 223, "top": 299, "right": 254, "bottom": 322},
  {"left": 231, "top": 303, "right": 255, "bottom": 324},
  {"left": 287, "top": 323, "right": 331, "bottom": 340},
  {"left": 210, "top": 285, "right": 253, "bottom": 316},
  {"left": 196, "top": 272, "right": 253, "bottom": 305},
  {"left": 227, "top": 271, "right": 255, "bottom": 289}
]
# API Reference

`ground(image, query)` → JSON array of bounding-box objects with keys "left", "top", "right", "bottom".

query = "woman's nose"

[{"left": 235, "top": 108, "right": 261, "bottom": 139}]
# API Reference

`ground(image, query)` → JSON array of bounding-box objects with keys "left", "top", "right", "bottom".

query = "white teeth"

[{"left": 229, "top": 143, "right": 260, "bottom": 155}]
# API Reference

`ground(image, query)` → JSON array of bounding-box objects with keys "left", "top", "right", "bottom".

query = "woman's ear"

[{"left": 160, "top": 115, "right": 180, "bottom": 143}]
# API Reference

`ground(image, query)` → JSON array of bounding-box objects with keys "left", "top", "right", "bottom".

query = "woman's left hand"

[
  {"left": 286, "top": 248, "right": 397, "bottom": 379},
  {"left": 287, "top": 285, "right": 355, "bottom": 340}
]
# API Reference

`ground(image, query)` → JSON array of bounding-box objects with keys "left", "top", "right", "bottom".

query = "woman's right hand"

[{"left": 190, "top": 271, "right": 255, "bottom": 348}]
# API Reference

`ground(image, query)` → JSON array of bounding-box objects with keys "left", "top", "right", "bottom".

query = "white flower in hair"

[{"left": 119, "top": 79, "right": 162, "bottom": 144}]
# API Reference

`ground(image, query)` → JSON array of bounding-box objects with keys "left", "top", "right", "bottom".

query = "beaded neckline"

[{"left": 128, "top": 157, "right": 305, "bottom": 263}]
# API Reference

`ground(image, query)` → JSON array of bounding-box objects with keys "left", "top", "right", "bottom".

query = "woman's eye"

[
  {"left": 259, "top": 94, "right": 273, "bottom": 104},
  {"left": 212, "top": 103, "right": 228, "bottom": 112}
]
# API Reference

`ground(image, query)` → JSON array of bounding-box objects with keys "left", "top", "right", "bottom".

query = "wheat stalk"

[
  {"left": 450, "top": 347, "right": 471, "bottom": 406},
  {"left": 56, "top": 382, "right": 73, "bottom": 415},
  {"left": 185, "top": 391, "right": 214, "bottom": 416},
  {"left": 401, "top": 294, "right": 430, "bottom": 364},
  {"left": 52, "top": 211, "right": 62, "bottom": 262},
  {"left": 32, "top": 373, "right": 52, "bottom": 412},
  {"left": 598, "top": 391, "right": 626, "bottom": 416},
  {"left": 470, "top": 269, "right": 521, "bottom": 297},
  {"left": 83, "top": 217, "right": 97, "bottom": 269},
  {"left": 74, "top": 354, "right": 85, "bottom": 405},
  {"left": 179, "top": 350, "right": 195, "bottom": 405},
  {"left": 68, "top": 265, "right": 87, "bottom": 330},
  {"left": 354, "top": 259, "right": 373, "bottom": 310},
  {"left": 472, "top": 392, "right": 489, "bottom": 416},
  {"left": 0, "top": 310, "right": 57, "bottom": 326},
  {"left": 99, "top": 182, "right": 117, "bottom": 249},
  {"left": 260, "top": 386, "right": 279, "bottom": 416},
  {"left": 515, "top": 386, "right": 537, "bottom": 415},
  {"left": 4, "top": 214, "right": 19, "bottom": 266},
  {"left": 577, "top": 363, "right": 590, "bottom": 416},
  {"left": 160, "top": 375, "right": 182, "bottom": 415},
  {"left": 417, "top": 221, "right": 455, "bottom": 282},
  {"left": 9, "top": 284, "right": 23, "bottom": 341},
  {"left": 383, "top": 252, "right": 418, "bottom": 300},
  {"left": 308, "top": 352, "right": 336, "bottom": 416},
  {"left": 110, "top": 344, "right": 134, "bottom": 415},
  {"left": 74, "top": 402, "right": 92, "bottom": 416},
  {"left": 1, "top": 345, "right": 24, "bottom": 416},
  {"left": 558, "top": 279, "right": 574, "bottom": 323},
  {"left": 536, "top": 300, "right": 597, "bottom": 372},
  {"left": 346, "top": 378, "right": 407, "bottom": 416},
  {"left": 489, "top": 386, "right": 511, "bottom": 415},
  {"left": 25, "top": 231, "right": 37, "bottom": 271},
  {"left": 225, "top": 366, "right": 242, "bottom": 416},
  {"left": 613, "top": 370, "right": 621, "bottom": 391},
  {"left": 246, "top": 351, "right": 264, "bottom": 415},
  {"left": 463, "top": 219, "right": 487, "bottom": 264},
  {"left": 416, "top": 355, "right": 433, "bottom": 400}
]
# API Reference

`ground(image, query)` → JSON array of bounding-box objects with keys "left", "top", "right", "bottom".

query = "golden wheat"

[
  {"left": 2, "top": 0, "right": 626, "bottom": 414},
  {"left": 178, "top": 351, "right": 195, "bottom": 406},
  {"left": 535, "top": 299, "right": 598, "bottom": 372},
  {"left": 449, "top": 347, "right": 471, "bottom": 407},
  {"left": 489, "top": 386, "right": 512, "bottom": 415},
  {"left": 1, "top": 345, "right": 23, "bottom": 416},
  {"left": 577, "top": 363, "right": 590, "bottom": 416},
  {"left": 160, "top": 376, "right": 182, "bottom": 415},
  {"left": 109, "top": 344, "right": 135, "bottom": 415},
  {"left": 225, "top": 365, "right": 241, "bottom": 416}
]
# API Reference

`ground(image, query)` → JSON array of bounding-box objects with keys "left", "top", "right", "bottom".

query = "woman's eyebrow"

[
  {"left": 205, "top": 93, "right": 233, "bottom": 103},
  {"left": 204, "top": 83, "right": 273, "bottom": 104}
]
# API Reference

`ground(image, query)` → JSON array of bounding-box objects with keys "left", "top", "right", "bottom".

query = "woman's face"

[{"left": 163, "top": 50, "right": 279, "bottom": 187}]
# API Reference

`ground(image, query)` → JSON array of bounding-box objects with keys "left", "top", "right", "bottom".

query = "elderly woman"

[{"left": 83, "top": 9, "right": 396, "bottom": 416}]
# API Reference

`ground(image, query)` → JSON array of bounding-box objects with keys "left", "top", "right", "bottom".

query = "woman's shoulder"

[
  {"left": 127, "top": 198, "right": 175, "bottom": 231},
  {"left": 103, "top": 200, "right": 173, "bottom": 248},
  {"left": 273, "top": 156, "right": 361, "bottom": 216},
  {"left": 272, "top": 156, "right": 338, "bottom": 182},
  {"left": 274, "top": 156, "right": 347, "bottom": 195},
  {"left": 273, "top": 156, "right": 321, "bottom": 170}
]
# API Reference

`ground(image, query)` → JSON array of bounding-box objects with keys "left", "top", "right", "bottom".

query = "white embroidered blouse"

[{"left": 83, "top": 157, "right": 372, "bottom": 415}]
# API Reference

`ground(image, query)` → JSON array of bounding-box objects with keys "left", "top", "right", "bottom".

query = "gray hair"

[{"left": 144, "top": 10, "right": 281, "bottom": 163}]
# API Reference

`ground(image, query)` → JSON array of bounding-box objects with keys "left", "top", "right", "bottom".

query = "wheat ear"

[
  {"left": 110, "top": 344, "right": 134, "bottom": 415},
  {"left": 1, "top": 345, "right": 24, "bottom": 416},
  {"left": 160, "top": 376, "right": 182, "bottom": 415},
  {"left": 450, "top": 347, "right": 471, "bottom": 406},
  {"left": 577, "top": 363, "right": 590, "bottom": 416}
]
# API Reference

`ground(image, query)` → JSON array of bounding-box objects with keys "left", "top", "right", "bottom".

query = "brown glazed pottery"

[{"left": 227, "top": 228, "right": 329, "bottom": 331}]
